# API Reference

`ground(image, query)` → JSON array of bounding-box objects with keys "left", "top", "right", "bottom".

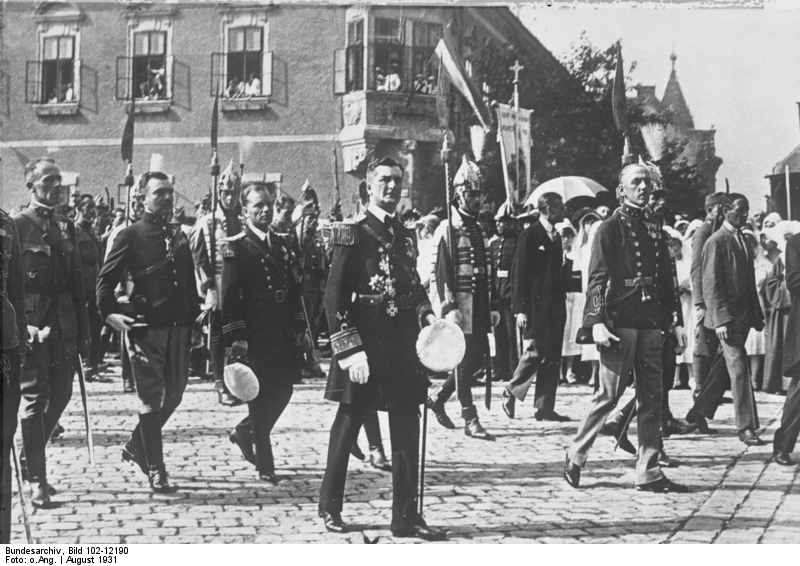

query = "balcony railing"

[{"left": 334, "top": 44, "right": 440, "bottom": 95}]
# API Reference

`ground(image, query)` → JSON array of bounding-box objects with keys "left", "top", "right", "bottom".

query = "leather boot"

[
  {"left": 138, "top": 412, "right": 163, "bottom": 469},
  {"left": 20, "top": 418, "right": 53, "bottom": 508},
  {"left": 148, "top": 463, "right": 175, "bottom": 494},
  {"left": 426, "top": 387, "right": 455, "bottom": 430},
  {"left": 462, "top": 406, "right": 495, "bottom": 441},
  {"left": 369, "top": 445, "right": 392, "bottom": 472}
]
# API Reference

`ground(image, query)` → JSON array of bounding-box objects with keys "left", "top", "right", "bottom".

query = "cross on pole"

[
  {"left": 510, "top": 60, "right": 524, "bottom": 85},
  {"left": 510, "top": 60, "right": 524, "bottom": 201}
]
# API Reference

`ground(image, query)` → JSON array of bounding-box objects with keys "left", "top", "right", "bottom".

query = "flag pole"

[
  {"left": 511, "top": 60, "right": 523, "bottom": 201},
  {"left": 787, "top": 164, "right": 793, "bottom": 221}
]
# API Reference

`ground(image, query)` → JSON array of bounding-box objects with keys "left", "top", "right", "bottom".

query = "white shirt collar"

[
  {"left": 723, "top": 220, "right": 739, "bottom": 234},
  {"left": 367, "top": 202, "right": 395, "bottom": 224},
  {"left": 539, "top": 215, "right": 556, "bottom": 240},
  {"left": 248, "top": 221, "right": 271, "bottom": 245}
]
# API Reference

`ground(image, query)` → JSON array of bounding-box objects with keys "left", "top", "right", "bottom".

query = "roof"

[
  {"left": 771, "top": 143, "right": 800, "bottom": 175},
  {"left": 662, "top": 68, "right": 695, "bottom": 130}
]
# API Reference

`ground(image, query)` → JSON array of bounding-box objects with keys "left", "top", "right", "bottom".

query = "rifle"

[
  {"left": 11, "top": 442, "right": 32, "bottom": 543},
  {"left": 76, "top": 355, "right": 96, "bottom": 466}
]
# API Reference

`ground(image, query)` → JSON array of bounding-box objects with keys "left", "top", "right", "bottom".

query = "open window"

[{"left": 116, "top": 7, "right": 174, "bottom": 106}]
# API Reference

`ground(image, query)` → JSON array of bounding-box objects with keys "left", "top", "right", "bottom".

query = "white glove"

[
  {"left": 490, "top": 311, "right": 501, "bottom": 328},
  {"left": 673, "top": 326, "right": 687, "bottom": 355},
  {"left": 204, "top": 288, "right": 219, "bottom": 310},
  {"left": 445, "top": 309, "right": 463, "bottom": 326},
  {"left": 349, "top": 358, "right": 370, "bottom": 385},
  {"left": 516, "top": 313, "right": 528, "bottom": 329},
  {"left": 26, "top": 325, "right": 39, "bottom": 343},
  {"left": 592, "top": 323, "right": 620, "bottom": 348},
  {"left": 106, "top": 313, "right": 134, "bottom": 332}
]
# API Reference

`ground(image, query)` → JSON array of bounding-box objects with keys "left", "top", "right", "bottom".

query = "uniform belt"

[
  {"left": 624, "top": 277, "right": 654, "bottom": 287},
  {"left": 250, "top": 289, "right": 289, "bottom": 304}
]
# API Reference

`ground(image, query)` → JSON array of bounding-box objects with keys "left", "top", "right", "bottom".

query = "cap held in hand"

[
  {"left": 224, "top": 362, "right": 260, "bottom": 403},
  {"left": 416, "top": 319, "right": 465, "bottom": 373}
]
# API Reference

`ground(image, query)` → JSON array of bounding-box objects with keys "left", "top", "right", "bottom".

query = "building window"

[
  {"left": 374, "top": 18, "right": 403, "bottom": 92},
  {"left": 346, "top": 19, "right": 364, "bottom": 93},
  {"left": 132, "top": 31, "right": 167, "bottom": 100},
  {"left": 25, "top": 35, "right": 81, "bottom": 105},
  {"left": 412, "top": 22, "right": 441, "bottom": 94},
  {"left": 211, "top": 17, "right": 271, "bottom": 99}
]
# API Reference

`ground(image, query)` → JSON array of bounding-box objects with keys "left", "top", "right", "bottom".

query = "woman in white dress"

[
  {"left": 674, "top": 228, "right": 694, "bottom": 386},
  {"left": 558, "top": 222, "right": 582, "bottom": 384},
  {"left": 744, "top": 229, "right": 770, "bottom": 390}
]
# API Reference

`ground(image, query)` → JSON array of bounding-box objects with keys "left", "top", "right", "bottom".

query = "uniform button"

[
  {"left": 636, "top": 252, "right": 641, "bottom": 257},
  {"left": 634, "top": 242, "right": 640, "bottom": 247},
  {"left": 637, "top": 262, "right": 642, "bottom": 267},
  {"left": 631, "top": 232, "right": 637, "bottom": 237},
  {"left": 174, "top": 281, "right": 178, "bottom": 287},
  {"left": 637, "top": 272, "right": 642, "bottom": 276}
]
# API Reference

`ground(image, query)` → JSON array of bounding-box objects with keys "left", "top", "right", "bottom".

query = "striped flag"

[{"left": 434, "top": 32, "right": 491, "bottom": 131}]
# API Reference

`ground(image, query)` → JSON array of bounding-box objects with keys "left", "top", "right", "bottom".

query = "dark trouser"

[
  {"left": 492, "top": 299, "right": 518, "bottom": 382},
  {"left": 507, "top": 324, "right": 564, "bottom": 411},
  {"left": 85, "top": 291, "right": 104, "bottom": 369},
  {"left": 98, "top": 324, "right": 114, "bottom": 364},
  {"left": 319, "top": 402, "right": 420, "bottom": 532},
  {"left": 2, "top": 348, "right": 21, "bottom": 544},
  {"left": 569, "top": 328, "right": 664, "bottom": 486},
  {"left": 363, "top": 410, "right": 383, "bottom": 448},
  {"left": 209, "top": 310, "right": 233, "bottom": 396},
  {"left": 438, "top": 333, "right": 487, "bottom": 416},
  {"left": 302, "top": 291, "right": 323, "bottom": 370},
  {"left": 689, "top": 325, "right": 758, "bottom": 433},
  {"left": 234, "top": 380, "right": 293, "bottom": 474},
  {"left": 693, "top": 323, "right": 721, "bottom": 395},
  {"left": 125, "top": 327, "right": 191, "bottom": 465},
  {"left": 774, "top": 377, "right": 800, "bottom": 454},
  {"left": 19, "top": 337, "right": 77, "bottom": 484}
]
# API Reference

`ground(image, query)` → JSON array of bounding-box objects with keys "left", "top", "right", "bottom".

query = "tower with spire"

[{"left": 635, "top": 51, "right": 721, "bottom": 197}]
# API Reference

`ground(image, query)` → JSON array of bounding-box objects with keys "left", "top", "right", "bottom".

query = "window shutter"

[
  {"left": 210, "top": 52, "right": 224, "bottom": 97},
  {"left": 261, "top": 51, "right": 272, "bottom": 97},
  {"left": 116, "top": 56, "right": 130, "bottom": 100},
  {"left": 166, "top": 54, "right": 174, "bottom": 100},
  {"left": 334, "top": 48, "right": 346, "bottom": 94},
  {"left": 73, "top": 58, "right": 81, "bottom": 103},
  {"left": 25, "top": 60, "right": 41, "bottom": 103}
]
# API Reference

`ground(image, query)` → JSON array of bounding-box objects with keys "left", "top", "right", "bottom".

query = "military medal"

[{"left": 386, "top": 301, "right": 398, "bottom": 317}]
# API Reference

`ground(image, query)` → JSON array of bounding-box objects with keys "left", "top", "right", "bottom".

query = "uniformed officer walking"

[
  {"left": 97, "top": 170, "right": 199, "bottom": 493},
  {"left": 318, "top": 157, "right": 446, "bottom": 540},
  {"left": 489, "top": 203, "right": 518, "bottom": 382},
  {"left": 565, "top": 164, "right": 688, "bottom": 493},
  {"left": 220, "top": 183, "right": 308, "bottom": 482},
  {"left": 74, "top": 195, "right": 104, "bottom": 379},
  {"left": 14, "top": 158, "right": 89, "bottom": 508}
]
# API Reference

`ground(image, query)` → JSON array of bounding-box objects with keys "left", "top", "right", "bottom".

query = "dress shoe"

[
  {"left": 229, "top": 430, "right": 256, "bottom": 465},
  {"left": 464, "top": 417, "right": 495, "bottom": 441},
  {"left": 738, "top": 429, "right": 766, "bottom": 446},
  {"left": 259, "top": 471, "right": 281, "bottom": 484},
  {"left": 319, "top": 511, "right": 346, "bottom": 533},
  {"left": 773, "top": 450, "right": 795, "bottom": 466},
  {"left": 721, "top": 397, "right": 733, "bottom": 404},
  {"left": 350, "top": 443, "right": 366, "bottom": 461},
  {"left": 662, "top": 418, "right": 698, "bottom": 437},
  {"left": 84, "top": 367, "right": 98, "bottom": 382},
  {"left": 50, "top": 423, "right": 65, "bottom": 440},
  {"left": 121, "top": 442, "right": 148, "bottom": 476},
  {"left": 369, "top": 446, "right": 392, "bottom": 472},
  {"left": 599, "top": 421, "right": 637, "bottom": 456},
  {"left": 563, "top": 454, "right": 580, "bottom": 488},
  {"left": 123, "top": 380, "right": 136, "bottom": 394},
  {"left": 148, "top": 464, "right": 176, "bottom": 494},
  {"left": 30, "top": 483, "right": 56, "bottom": 509},
  {"left": 534, "top": 409, "right": 570, "bottom": 422},
  {"left": 686, "top": 410, "right": 717, "bottom": 434},
  {"left": 501, "top": 389, "right": 515, "bottom": 419},
  {"left": 426, "top": 395, "right": 456, "bottom": 430},
  {"left": 218, "top": 391, "right": 243, "bottom": 407},
  {"left": 393, "top": 521, "right": 447, "bottom": 541},
  {"left": 635, "top": 477, "right": 689, "bottom": 493},
  {"left": 658, "top": 450, "right": 676, "bottom": 468},
  {"left": 309, "top": 365, "right": 327, "bottom": 378}
]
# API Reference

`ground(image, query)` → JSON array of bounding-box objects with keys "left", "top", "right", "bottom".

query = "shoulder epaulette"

[
  {"left": 331, "top": 222, "right": 359, "bottom": 246},
  {"left": 220, "top": 232, "right": 245, "bottom": 257}
]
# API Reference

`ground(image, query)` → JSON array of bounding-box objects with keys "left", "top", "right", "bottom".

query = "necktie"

[
  {"left": 384, "top": 216, "right": 395, "bottom": 235},
  {"left": 736, "top": 229, "right": 747, "bottom": 257}
]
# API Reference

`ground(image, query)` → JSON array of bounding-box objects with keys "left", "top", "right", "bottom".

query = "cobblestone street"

[{"left": 8, "top": 360, "right": 799, "bottom": 544}]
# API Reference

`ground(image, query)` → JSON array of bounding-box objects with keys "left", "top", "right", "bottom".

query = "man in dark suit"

[
  {"left": 686, "top": 194, "right": 764, "bottom": 446},
  {"left": 74, "top": 195, "right": 104, "bottom": 380},
  {"left": 318, "top": 158, "right": 446, "bottom": 541},
  {"left": 502, "top": 192, "right": 568, "bottom": 421},
  {"left": 220, "top": 183, "right": 307, "bottom": 482},
  {"left": 15, "top": 158, "right": 88, "bottom": 508},
  {"left": 773, "top": 232, "right": 800, "bottom": 465},
  {"left": 98, "top": 170, "right": 200, "bottom": 493}
]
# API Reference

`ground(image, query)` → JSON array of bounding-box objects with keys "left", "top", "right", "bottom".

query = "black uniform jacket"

[
  {"left": 14, "top": 206, "right": 88, "bottom": 342},
  {"left": 783, "top": 233, "right": 800, "bottom": 378},
  {"left": 583, "top": 202, "right": 678, "bottom": 331},
  {"left": 97, "top": 211, "right": 199, "bottom": 328},
  {"left": 220, "top": 226, "right": 306, "bottom": 385},
  {"left": 490, "top": 232, "right": 517, "bottom": 301},
  {"left": 511, "top": 220, "right": 566, "bottom": 344},
  {"left": 76, "top": 219, "right": 102, "bottom": 296},
  {"left": 324, "top": 211, "right": 433, "bottom": 411},
  {"left": 2, "top": 209, "right": 27, "bottom": 351}
]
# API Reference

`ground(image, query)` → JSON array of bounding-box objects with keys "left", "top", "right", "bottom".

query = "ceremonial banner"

[
  {"left": 496, "top": 103, "right": 532, "bottom": 201},
  {"left": 434, "top": 32, "right": 492, "bottom": 131}
]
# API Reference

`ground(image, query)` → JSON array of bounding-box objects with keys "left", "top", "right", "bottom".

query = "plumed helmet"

[
  {"left": 416, "top": 319, "right": 466, "bottom": 372},
  {"left": 494, "top": 200, "right": 514, "bottom": 221},
  {"left": 223, "top": 362, "right": 260, "bottom": 403},
  {"left": 453, "top": 155, "right": 481, "bottom": 194}
]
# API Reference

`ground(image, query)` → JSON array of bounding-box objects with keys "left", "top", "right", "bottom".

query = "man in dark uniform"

[
  {"left": 221, "top": 184, "right": 308, "bottom": 482},
  {"left": 502, "top": 192, "right": 569, "bottom": 422},
  {"left": 1, "top": 208, "right": 27, "bottom": 541},
  {"left": 75, "top": 195, "right": 104, "bottom": 380},
  {"left": 489, "top": 202, "right": 518, "bottom": 382},
  {"left": 427, "top": 157, "right": 499, "bottom": 440},
  {"left": 318, "top": 157, "right": 446, "bottom": 541},
  {"left": 191, "top": 164, "right": 245, "bottom": 406},
  {"left": 14, "top": 158, "right": 88, "bottom": 508},
  {"left": 564, "top": 164, "right": 687, "bottom": 493},
  {"left": 296, "top": 206, "right": 328, "bottom": 378},
  {"left": 98, "top": 170, "right": 199, "bottom": 493},
  {"left": 773, "top": 231, "right": 800, "bottom": 465}
]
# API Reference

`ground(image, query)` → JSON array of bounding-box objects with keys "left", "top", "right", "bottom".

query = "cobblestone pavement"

[{"left": 8, "top": 359, "right": 799, "bottom": 544}]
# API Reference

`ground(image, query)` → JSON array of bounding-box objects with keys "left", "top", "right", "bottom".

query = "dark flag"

[
  {"left": 121, "top": 96, "right": 135, "bottom": 163},
  {"left": 612, "top": 42, "right": 627, "bottom": 133},
  {"left": 211, "top": 86, "right": 220, "bottom": 152}
]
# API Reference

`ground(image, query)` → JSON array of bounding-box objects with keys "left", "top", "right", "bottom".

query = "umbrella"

[{"left": 525, "top": 176, "right": 609, "bottom": 207}]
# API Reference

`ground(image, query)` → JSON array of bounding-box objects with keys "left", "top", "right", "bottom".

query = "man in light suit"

[
  {"left": 502, "top": 192, "right": 569, "bottom": 421},
  {"left": 686, "top": 193, "right": 765, "bottom": 446}
]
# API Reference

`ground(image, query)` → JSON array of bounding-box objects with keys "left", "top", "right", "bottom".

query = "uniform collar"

[
  {"left": 142, "top": 211, "right": 170, "bottom": 227},
  {"left": 248, "top": 221, "right": 272, "bottom": 246},
  {"left": 367, "top": 202, "right": 396, "bottom": 224},
  {"left": 30, "top": 200, "right": 55, "bottom": 221},
  {"left": 620, "top": 201, "right": 643, "bottom": 218}
]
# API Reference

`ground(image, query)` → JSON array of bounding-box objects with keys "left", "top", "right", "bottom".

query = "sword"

[
  {"left": 76, "top": 355, "right": 96, "bottom": 466},
  {"left": 419, "top": 402, "right": 428, "bottom": 518},
  {"left": 11, "top": 441, "right": 32, "bottom": 543}
]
